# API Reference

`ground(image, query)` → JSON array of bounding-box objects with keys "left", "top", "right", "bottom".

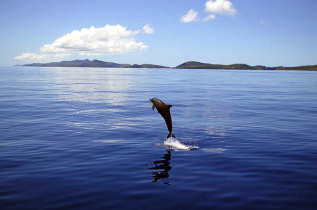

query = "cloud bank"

[
  {"left": 15, "top": 24, "right": 151, "bottom": 62},
  {"left": 181, "top": 0, "right": 237, "bottom": 23}
]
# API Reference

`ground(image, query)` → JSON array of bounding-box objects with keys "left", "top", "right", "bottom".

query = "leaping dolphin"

[{"left": 149, "top": 97, "right": 175, "bottom": 138}]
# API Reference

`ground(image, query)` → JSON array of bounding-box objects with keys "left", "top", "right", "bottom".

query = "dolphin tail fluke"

[{"left": 167, "top": 132, "right": 176, "bottom": 138}]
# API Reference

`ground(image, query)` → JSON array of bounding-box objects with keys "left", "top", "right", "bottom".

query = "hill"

[
  {"left": 175, "top": 61, "right": 256, "bottom": 70},
  {"left": 176, "top": 61, "right": 317, "bottom": 70},
  {"left": 23, "top": 59, "right": 169, "bottom": 69}
]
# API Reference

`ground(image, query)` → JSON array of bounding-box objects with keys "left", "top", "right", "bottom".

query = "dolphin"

[{"left": 149, "top": 97, "right": 175, "bottom": 138}]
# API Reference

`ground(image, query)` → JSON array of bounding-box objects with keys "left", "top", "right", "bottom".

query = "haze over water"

[{"left": 1, "top": 66, "right": 317, "bottom": 209}]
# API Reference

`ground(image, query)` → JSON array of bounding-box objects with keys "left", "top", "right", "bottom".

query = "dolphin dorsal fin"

[{"left": 167, "top": 105, "right": 172, "bottom": 109}]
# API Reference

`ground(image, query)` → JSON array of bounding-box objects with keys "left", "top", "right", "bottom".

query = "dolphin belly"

[{"left": 150, "top": 97, "right": 175, "bottom": 138}]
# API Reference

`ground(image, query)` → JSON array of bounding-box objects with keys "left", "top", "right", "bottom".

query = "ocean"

[{"left": 1, "top": 66, "right": 316, "bottom": 209}]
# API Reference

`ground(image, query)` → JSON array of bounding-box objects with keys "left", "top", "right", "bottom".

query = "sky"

[{"left": 1, "top": 0, "right": 317, "bottom": 67}]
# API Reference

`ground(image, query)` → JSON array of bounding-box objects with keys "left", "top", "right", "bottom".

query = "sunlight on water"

[
  {"left": 201, "top": 148, "right": 228, "bottom": 153},
  {"left": 204, "top": 125, "right": 227, "bottom": 137},
  {"left": 53, "top": 68, "right": 131, "bottom": 105},
  {"left": 94, "top": 140, "right": 125, "bottom": 143},
  {"left": 74, "top": 108, "right": 125, "bottom": 114}
]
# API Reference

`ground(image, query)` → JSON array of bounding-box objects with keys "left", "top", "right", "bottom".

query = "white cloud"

[
  {"left": 15, "top": 52, "right": 70, "bottom": 62},
  {"left": 205, "top": 0, "right": 237, "bottom": 16},
  {"left": 203, "top": 14, "right": 216, "bottom": 21},
  {"left": 15, "top": 24, "right": 151, "bottom": 62},
  {"left": 181, "top": 1, "right": 237, "bottom": 23},
  {"left": 180, "top": 9, "right": 200, "bottom": 23},
  {"left": 143, "top": 24, "right": 155, "bottom": 34},
  {"left": 40, "top": 24, "right": 147, "bottom": 55}
]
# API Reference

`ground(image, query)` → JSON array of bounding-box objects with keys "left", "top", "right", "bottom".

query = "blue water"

[{"left": 1, "top": 66, "right": 316, "bottom": 209}]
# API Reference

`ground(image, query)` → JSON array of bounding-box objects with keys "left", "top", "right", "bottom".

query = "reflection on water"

[{"left": 149, "top": 150, "right": 172, "bottom": 183}]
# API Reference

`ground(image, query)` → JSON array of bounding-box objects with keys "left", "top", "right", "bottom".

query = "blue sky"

[{"left": 1, "top": 0, "right": 316, "bottom": 67}]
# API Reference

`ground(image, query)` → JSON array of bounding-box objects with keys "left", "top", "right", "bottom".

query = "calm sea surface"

[{"left": 1, "top": 66, "right": 316, "bottom": 209}]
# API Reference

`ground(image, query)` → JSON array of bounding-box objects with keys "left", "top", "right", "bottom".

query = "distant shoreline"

[{"left": 21, "top": 59, "right": 317, "bottom": 71}]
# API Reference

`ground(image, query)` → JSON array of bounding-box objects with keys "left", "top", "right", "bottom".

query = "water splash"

[{"left": 162, "top": 137, "right": 199, "bottom": 151}]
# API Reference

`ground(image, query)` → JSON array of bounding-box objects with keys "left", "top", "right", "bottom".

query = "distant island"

[
  {"left": 22, "top": 59, "right": 317, "bottom": 71},
  {"left": 176, "top": 61, "right": 317, "bottom": 71},
  {"left": 23, "top": 59, "right": 169, "bottom": 69}
]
